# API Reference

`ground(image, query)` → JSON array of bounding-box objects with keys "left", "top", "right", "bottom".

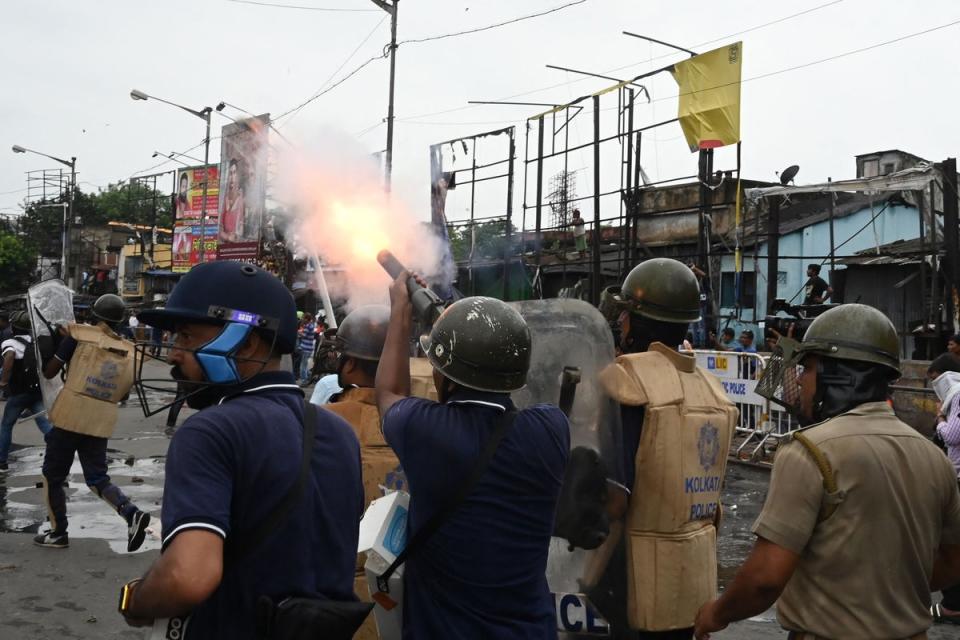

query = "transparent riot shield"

[
  {"left": 510, "top": 299, "right": 621, "bottom": 638},
  {"left": 26, "top": 280, "right": 75, "bottom": 411}
]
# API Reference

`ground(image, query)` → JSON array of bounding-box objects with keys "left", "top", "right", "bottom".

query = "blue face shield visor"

[{"left": 133, "top": 305, "right": 281, "bottom": 417}]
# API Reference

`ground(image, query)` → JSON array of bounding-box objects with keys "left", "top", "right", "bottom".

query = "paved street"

[{"left": 0, "top": 367, "right": 954, "bottom": 638}]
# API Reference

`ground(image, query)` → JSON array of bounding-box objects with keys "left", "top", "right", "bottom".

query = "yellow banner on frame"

[{"left": 670, "top": 42, "right": 742, "bottom": 152}]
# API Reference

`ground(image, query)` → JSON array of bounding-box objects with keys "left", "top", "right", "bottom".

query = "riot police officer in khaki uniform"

[
  {"left": 323, "top": 305, "right": 390, "bottom": 432},
  {"left": 695, "top": 304, "right": 960, "bottom": 639},
  {"left": 596, "top": 258, "right": 737, "bottom": 639},
  {"left": 38, "top": 294, "right": 150, "bottom": 551}
]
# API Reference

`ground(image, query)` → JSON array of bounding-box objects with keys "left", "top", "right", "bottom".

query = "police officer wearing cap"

[
  {"left": 117, "top": 262, "right": 363, "bottom": 639},
  {"left": 38, "top": 294, "right": 150, "bottom": 552},
  {"left": 376, "top": 272, "right": 570, "bottom": 639},
  {"left": 596, "top": 258, "right": 737, "bottom": 639},
  {"left": 695, "top": 304, "right": 960, "bottom": 640}
]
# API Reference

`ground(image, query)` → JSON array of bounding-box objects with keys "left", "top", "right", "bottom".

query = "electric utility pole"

[{"left": 370, "top": 0, "right": 398, "bottom": 190}]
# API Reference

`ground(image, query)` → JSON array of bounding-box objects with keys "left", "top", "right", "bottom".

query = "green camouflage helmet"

[
  {"left": 334, "top": 305, "right": 390, "bottom": 361},
  {"left": 619, "top": 258, "right": 701, "bottom": 323},
  {"left": 92, "top": 294, "right": 125, "bottom": 325},
  {"left": 419, "top": 296, "right": 531, "bottom": 393},
  {"left": 797, "top": 303, "right": 900, "bottom": 375}
]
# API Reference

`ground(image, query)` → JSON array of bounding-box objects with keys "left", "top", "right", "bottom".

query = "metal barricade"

[{"left": 692, "top": 350, "right": 802, "bottom": 462}]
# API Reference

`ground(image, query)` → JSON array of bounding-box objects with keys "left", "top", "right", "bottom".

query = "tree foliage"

[
  {"left": 447, "top": 219, "right": 516, "bottom": 262},
  {"left": 17, "top": 183, "right": 173, "bottom": 258},
  {"left": 0, "top": 229, "right": 37, "bottom": 294}
]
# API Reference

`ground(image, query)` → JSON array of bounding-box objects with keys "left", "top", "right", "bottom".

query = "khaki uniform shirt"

[{"left": 753, "top": 402, "right": 960, "bottom": 639}]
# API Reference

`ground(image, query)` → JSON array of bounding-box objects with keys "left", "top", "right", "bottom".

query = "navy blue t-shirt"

[
  {"left": 161, "top": 370, "right": 363, "bottom": 639},
  {"left": 383, "top": 389, "right": 570, "bottom": 640},
  {"left": 55, "top": 335, "right": 78, "bottom": 363}
]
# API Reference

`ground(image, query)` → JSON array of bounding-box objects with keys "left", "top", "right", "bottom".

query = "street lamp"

[
  {"left": 131, "top": 89, "right": 213, "bottom": 262},
  {"left": 11, "top": 144, "right": 77, "bottom": 284}
]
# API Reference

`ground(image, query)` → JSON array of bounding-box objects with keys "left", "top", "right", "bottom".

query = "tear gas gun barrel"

[
  {"left": 558, "top": 366, "right": 582, "bottom": 418},
  {"left": 377, "top": 250, "right": 446, "bottom": 326}
]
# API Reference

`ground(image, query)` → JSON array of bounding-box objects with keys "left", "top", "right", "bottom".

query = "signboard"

[
  {"left": 695, "top": 351, "right": 766, "bottom": 407},
  {"left": 172, "top": 224, "right": 217, "bottom": 272},
  {"left": 174, "top": 165, "right": 219, "bottom": 221},
  {"left": 217, "top": 114, "right": 269, "bottom": 261},
  {"left": 717, "top": 377, "right": 765, "bottom": 407}
]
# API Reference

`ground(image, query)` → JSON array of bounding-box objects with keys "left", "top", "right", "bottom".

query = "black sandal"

[{"left": 932, "top": 603, "right": 960, "bottom": 625}]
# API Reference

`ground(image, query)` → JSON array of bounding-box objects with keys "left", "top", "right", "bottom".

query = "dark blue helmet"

[{"left": 139, "top": 261, "right": 297, "bottom": 354}]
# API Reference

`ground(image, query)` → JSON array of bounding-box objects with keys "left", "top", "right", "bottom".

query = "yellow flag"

[{"left": 670, "top": 42, "right": 742, "bottom": 152}]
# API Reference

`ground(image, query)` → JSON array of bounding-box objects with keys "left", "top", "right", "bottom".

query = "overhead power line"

[
  {"left": 396, "top": 0, "right": 845, "bottom": 122},
  {"left": 273, "top": 54, "right": 387, "bottom": 123},
  {"left": 277, "top": 15, "right": 388, "bottom": 128},
  {"left": 394, "top": 15, "right": 960, "bottom": 130},
  {"left": 225, "top": 0, "right": 378, "bottom": 12},
  {"left": 398, "top": 0, "right": 588, "bottom": 45},
  {"left": 272, "top": 0, "right": 588, "bottom": 125}
]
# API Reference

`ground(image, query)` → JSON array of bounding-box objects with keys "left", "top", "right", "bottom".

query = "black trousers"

[{"left": 41, "top": 427, "right": 135, "bottom": 534}]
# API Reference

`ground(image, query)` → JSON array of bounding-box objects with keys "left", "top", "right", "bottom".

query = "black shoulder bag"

[
  {"left": 376, "top": 409, "right": 518, "bottom": 596},
  {"left": 241, "top": 401, "right": 374, "bottom": 640}
]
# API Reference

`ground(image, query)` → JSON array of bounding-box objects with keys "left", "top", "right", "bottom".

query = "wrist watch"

[{"left": 118, "top": 578, "right": 142, "bottom": 615}]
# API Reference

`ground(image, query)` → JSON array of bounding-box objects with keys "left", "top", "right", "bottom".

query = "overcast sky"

[{"left": 2, "top": 0, "right": 958, "bottom": 225}]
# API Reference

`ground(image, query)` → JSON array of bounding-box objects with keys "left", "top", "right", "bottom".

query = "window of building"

[
  {"left": 720, "top": 271, "right": 756, "bottom": 308},
  {"left": 882, "top": 162, "right": 896, "bottom": 175},
  {"left": 862, "top": 159, "right": 880, "bottom": 178},
  {"left": 123, "top": 256, "right": 143, "bottom": 294}
]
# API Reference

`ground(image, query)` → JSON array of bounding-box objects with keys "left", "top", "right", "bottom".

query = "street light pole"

[
  {"left": 11, "top": 145, "right": 77, "bottom": 284},
  {"left": 201, "top": 110, "right": 211, "bottom": 263},
  {"left": 370, "top": 0, "right": 398, "bottom": 190},
  {"left": 130, "top": 89, "right": 214, "bottom": 261}
]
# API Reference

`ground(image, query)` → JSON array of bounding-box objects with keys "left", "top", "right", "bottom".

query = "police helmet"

[
  {"left": 335, "top": 305, "right": 389, "bottom": 361},
  {"left": 92, "top": 294, "right": 126, "bottom": 325},
  {"left": 10, "top": 310, "right": 31, "bottom": 333},
  {"left": 420, "top": 296, "right": 531, "bottom": 393},
  {"left": 616, "top": 258, "right": 701, "bottom": 324},
  {"left": 138, "top": 261, "right": 297, "bottom": 354},
  {"left": 797, "top": 303, "right": 900, "bottom": 376}
]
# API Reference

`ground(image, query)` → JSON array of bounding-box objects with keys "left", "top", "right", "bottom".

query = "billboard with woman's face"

[{"left": 217, "top": 114, "right": 269, "bottom": 260}]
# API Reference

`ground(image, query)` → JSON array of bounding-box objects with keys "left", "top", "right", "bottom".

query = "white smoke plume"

[{"left": 272, "top": 128, "right": 451, "bottom": 311}]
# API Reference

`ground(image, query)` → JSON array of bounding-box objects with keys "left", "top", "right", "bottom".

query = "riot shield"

[
  {"left": 26, "top": 280, "right": 75, "bottom": 411},
  {"left": 510, "top": 299, "right": 621, "bottom": 638}
]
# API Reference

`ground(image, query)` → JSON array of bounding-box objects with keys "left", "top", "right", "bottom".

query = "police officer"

[
  {"left": 597, "top": 258, "right": 737, "bottom": 639},
  {"left": 0, "top": 311, "right": 52, "bottom": 471},
  {"left": 37, "top": 294, "right": 150, "bottom": 551},
  {"left": 325, "top": 305, "right": 389, "bottom": 411},
  {"left": 376, "top": 276, "right": 570, "bottom": 639},
  {"left": 118, "top": 261, "right": 363, "bottom": 639},
  {"left": 695, "top": 304, "right": 960, "bottom": 639}
]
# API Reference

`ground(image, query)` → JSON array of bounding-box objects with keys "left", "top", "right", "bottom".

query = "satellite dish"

[{"left": 780, "top": 165, "right": 800, "bottom": 186}]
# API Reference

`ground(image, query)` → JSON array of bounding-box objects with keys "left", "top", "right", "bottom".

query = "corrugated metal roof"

[{"left": 839, "top": 237, "right": 942, "bottom": 266}]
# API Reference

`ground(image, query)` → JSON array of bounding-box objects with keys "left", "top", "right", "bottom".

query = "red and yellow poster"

[
  {"left": 173, "top": 164, "right": 219, "bottom": 272},
  {"left": 174, "top": 165, "right": 219, "bottom": 221},
  {"left": 172, "top": 224, "right": 218, "bottom": 272}
]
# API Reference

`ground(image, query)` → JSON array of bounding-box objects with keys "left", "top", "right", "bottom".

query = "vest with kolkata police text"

[
  {"left": 599, "top": 342, "right": 737, "bottom": 631},
  {"left": 49, "top": 323, "right": 135, "bottom": 439}
]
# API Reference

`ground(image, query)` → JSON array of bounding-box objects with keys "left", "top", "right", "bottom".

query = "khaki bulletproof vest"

[
  {"left": 325, "top": 387, "right": 386, "bottom": 448},
  {"left": 49, "top": 323, "right": 135, "bottom": 439},
  {"left": 600, "top": 342, "right": 737, "bottom": 631}
]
